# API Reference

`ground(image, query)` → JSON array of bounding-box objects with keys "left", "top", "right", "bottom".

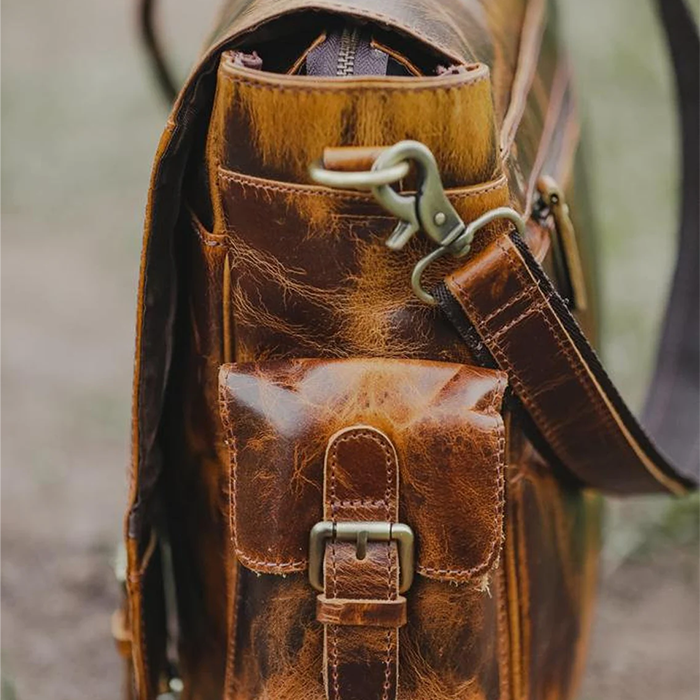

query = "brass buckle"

[{"left": 308, "top": 521, "right": 415, "bottom": 593}]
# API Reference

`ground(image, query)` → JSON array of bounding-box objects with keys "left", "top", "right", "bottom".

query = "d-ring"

[{"left": 412, "top": 207, "right": 528, "bottom": 305}]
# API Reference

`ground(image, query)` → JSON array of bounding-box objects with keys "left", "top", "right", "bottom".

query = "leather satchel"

[{"left": 117, "top": 0, "right": 699, "bottom": 698}]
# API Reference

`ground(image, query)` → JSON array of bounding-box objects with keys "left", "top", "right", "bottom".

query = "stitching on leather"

[
  {"left": 451, "top": 255, "right": 565, "bottom": 453},
  {"left": 329, "top": 213, "right": 394, "bottom": 221},
  {"left": 219, "top": 169, "right": 376, "bottom": 201},
  {"left": 493, "top": 373, "right": 508, "bottom": 569},
  {"left": 218, "top": 166, "right": 508, "bottom": 203},
  {"left": 330, "top": 542, "right": 340, "bottom": 700},
  {"left": 327, "top": 428, "right": 397, "bottom": 700},
  {"left": 450, "top": 240, "right": 617, "bottom": 461},
  {"left": 386, "top": 543, "right": 396, "bottom": 601},
  {"left": 236, "top": 552, "right": 306, "bottom": 571},
  {"left": 220, "top": 369, "right": 238, "bottom": 551},
  {"left": 382, "top": 629, "right": 394, "bottom": 700},
  {"left": 416, "top": 371, "right": 507, "bottom": 581},
  {"left": 480, "top": 282, "right": 539, "bottom": 327},
  {"left": 331, "top": 542, "right": 339, "bottom": 599},
  {"left": 494, "top": 240, "right": 618, "bottom": 440},
  {"left": 330, "top": 439, "right": 339, "bottom": 520},
  {"left": 329, "top": 429, "right": 394, "bottom": 521},
  {"left": 450, "top": 179, "right": 508, "bottom": 200},
  {"left": 497, "top": 248, "right": 592, "bottom": 413},
  {"left": 224, "top": 556, "right": 241, "bottom": 700},
  {"left": 533, "top": 293, "right": 618, "bottom": 437},
  {"left": 345, "top": 497, "right": 387, "bottom": 507},
  {"left": 221, "top": 370, "right": 309, "bottom": 570},
  {"left": 489, "top": 299, "right": 549, "bottom": 342},
  {"left": 228, "top": 438, "right": 236, "bottom": 544},
  {"left": 331, "top": 624, "right": 340, "bottom": 700},
  {"left": 224, "top": 71, "right": 489, "bottom": 95},
  {"left": 417, "top": 563, "right": 492, "bottom": 577},
  {"left": 337, "top": 498, "right": 388, "bottom": 507}
]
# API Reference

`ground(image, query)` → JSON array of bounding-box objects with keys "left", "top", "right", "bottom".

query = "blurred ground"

[{"left": 1, "top": 1, "right": 698, "bottom": 699}]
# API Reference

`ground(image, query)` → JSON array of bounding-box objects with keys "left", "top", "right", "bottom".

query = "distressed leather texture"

[
  {"left": 209, "top": 55, "right": 499, "bottom": 186},
  {"left": 218, "top": 359, "right": 507, "bottom": 699},
  {"left": 218, "top": 359, "right": 507, "bottom": 582},
  {"left": 124, "top": 0, "right": 606, "bottom": 698}
]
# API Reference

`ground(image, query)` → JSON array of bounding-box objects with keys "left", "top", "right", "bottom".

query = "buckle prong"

[{"left": 355, "top": 529, "right": 369, "bottom": 560}]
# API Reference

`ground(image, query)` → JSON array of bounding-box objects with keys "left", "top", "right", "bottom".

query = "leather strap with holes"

[{"left": 320, "top": 426, "right": 405, "bottom": 700}]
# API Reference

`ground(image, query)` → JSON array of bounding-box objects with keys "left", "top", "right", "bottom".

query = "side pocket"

[
  {"left": 188, "top": 207, "right": 232, "bottom": 367},
  {"left": 146, "top": 208, "right": 235, "bottom": 697},
  {"left": 218, "top": 357, "right": 510, "bottom": 699},
  {"left": 213, "top": 166, "right": 509, "bottom": 363}
]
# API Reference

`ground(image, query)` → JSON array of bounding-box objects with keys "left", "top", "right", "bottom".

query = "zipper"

[
  {"left": 336, "top": 27, "right": 361, "bottom": 76},
  {"left": 232, "top": 35, "right": 466, "bottom": 78},
  {"left": 532, "top": 176, "right": 588, "bottom": 312}
]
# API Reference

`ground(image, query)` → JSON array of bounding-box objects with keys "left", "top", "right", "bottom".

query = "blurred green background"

[{"left": 1, "top": 1, "right": 698, "bottom": 698}]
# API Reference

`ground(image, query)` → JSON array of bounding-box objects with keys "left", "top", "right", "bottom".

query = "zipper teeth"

[{"left": 336, "top": 27, "right": 360, "bottom": 76}]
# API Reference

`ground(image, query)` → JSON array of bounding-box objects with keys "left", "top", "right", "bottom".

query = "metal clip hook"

[
  {"left": 371, "top": 142, "right": 527, "bottom": 305},
  {"left": 308, "top": 140, "right": 528, "bottom": 305},
  {"left": 370, "top": 141, "right": 467, "bottom": 252}
]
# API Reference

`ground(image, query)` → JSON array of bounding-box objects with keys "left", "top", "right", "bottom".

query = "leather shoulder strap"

[
  {"left": 139, "top": 0, "right": 178, "bottom": 104},
  {"left": 435, "top": 0, "right": 699, "bottom": 497},
  {"left": 642, "top": 0, "right": 699, "bottom": 472},
  {"left": 437, "top": 230, "right": 695, "bottom": 495}
]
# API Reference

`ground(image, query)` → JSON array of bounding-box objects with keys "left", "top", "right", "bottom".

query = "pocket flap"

[{"left": 219, "top": 358, "right": 507, "bottom": 583}]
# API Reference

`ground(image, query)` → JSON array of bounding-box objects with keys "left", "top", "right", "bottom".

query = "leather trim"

[
  {"left": 500, "top": 0, "right": 546, "bottom": 153},
  {"left": 321, "top": 426, "right": 400, "bottom": 700},
  {"left": 316, "top": 596, "right": 408, "bottom": 628},
  {"left": 210, "top": 56, "right": 499, "bottom": 187}
]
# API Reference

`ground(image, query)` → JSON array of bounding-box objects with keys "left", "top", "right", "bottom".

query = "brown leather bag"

[{"left": 119, "top": 0, "right": 699, "bottom": 698}]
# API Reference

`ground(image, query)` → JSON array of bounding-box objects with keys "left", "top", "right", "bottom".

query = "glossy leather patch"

[{"left": 219, "top": 357, "right": 507, "bottom": 583}]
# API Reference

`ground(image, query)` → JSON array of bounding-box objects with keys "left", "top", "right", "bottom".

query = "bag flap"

[{"left": 219, "top": 358, "right": 507, "bottom": 583}]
